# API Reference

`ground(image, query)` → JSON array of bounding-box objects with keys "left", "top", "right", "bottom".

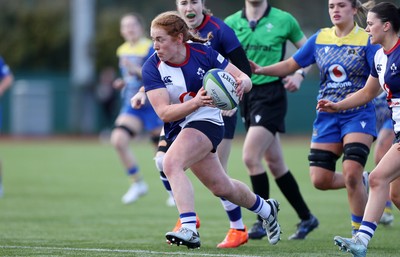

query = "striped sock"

[
  {"left": 220, "top": 198, "right": 244, "bottom": 230},
  {"left": 351, "top": 214, "right": 363, "bottom": 235},
  {"left": 357, "top": 221, "right": 377, "bottom": 247},
  {"left": 180, "top": 212, "right": 197, "bottom": 233}
]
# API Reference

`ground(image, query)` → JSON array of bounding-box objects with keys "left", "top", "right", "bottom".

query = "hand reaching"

[
  {"left": 316, "top": 99, "right": 340, "bottom": 112},
  {"left": 131, "top": 91, "right": 147, "bottom": 109}
]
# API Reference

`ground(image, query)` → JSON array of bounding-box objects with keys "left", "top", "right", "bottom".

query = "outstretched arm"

[{"left": 250, "top": 57, "right": 301, "bottom": 79}]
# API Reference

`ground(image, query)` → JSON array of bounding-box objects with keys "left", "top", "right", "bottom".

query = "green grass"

[{"left": 0, "top": 135, "right": 398, "bottom": 257}]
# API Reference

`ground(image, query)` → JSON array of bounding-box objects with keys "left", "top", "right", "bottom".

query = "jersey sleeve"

[
  {"left": 207, "top": 46, "right": 229, "bottom": 70},
  {"left": 286, "top": 13, "right": 305, "bottom": 44},
  {"left": 293, "top": 32, "right": 318, "bottom": 68},
  {"left": 142, "top": 58, "right": 164, "bottom": 92},
  {"left": 218, "top": 23, "right": 242, "bottom": 55}
]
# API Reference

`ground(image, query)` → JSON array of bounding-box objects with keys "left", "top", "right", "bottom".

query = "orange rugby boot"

[{"left": 217, "top": 226, "right": 248, "bottom": 248}]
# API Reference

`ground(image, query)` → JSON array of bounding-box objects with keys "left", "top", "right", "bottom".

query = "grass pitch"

[{"left": 0, "top": 135, "right": 398, "bottom": 257}]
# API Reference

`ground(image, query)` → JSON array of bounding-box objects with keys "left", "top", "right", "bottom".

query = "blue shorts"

[
  {"left": 223, "top": 113, "right": 237, "bottom": 139},
  {"left": 120, "top": 103, "right": 163, "bottom": 132},
  {"left": 380, "top": 119, "right": 394, "bottom": 131},
  {"left": 312, "top": 106, "right": 377, "bottom": 143},
  {"left": 184, "top": 121, "right": 224, "bottom": 153}
]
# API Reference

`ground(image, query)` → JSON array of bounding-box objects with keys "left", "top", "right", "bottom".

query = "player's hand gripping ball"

[{"left": 202, "top": 68, "right": 239, "bottom": 110}]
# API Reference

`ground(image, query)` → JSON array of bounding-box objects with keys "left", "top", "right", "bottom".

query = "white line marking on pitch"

[{"left": 0, "top": 245, "right": 267, "bottom": 257}]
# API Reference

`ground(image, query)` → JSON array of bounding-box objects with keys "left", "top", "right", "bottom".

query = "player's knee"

[
  {"left": 342, "top": 142, "right": 370, "bottom": 167},
  {"left": 308, "top": 148, "right": 339, "bottom": 171},
  {"left": 157, "top": 135, "right": 169, "bottom": 153},
  {"left": 242, "top": 152, "right": 258, "bottom": 170},
  {"left": 308, "top": 149, "right": 339, "bottom": 190},
  {"left": 111, "top": 125, "right": 135, "bottom": 150}
]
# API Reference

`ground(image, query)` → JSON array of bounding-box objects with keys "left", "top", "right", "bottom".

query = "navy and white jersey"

[
  {"left": 195, "top": 14, "right": 241, "bottom": 58},
  {"left": 142, "top": 43, "right": 229, "bottom": 140},
  {"left": 371, "top": 39, "right": 400, "bottom": 133}
]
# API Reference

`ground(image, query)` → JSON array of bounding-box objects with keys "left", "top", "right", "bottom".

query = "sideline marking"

[{"left": 0, "top": 245, "right": 266, "bottom": 257}]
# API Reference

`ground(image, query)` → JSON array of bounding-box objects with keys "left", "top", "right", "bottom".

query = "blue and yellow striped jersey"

[
  {"left": 116, "top": 38, "right": 154, "bottom": 102},
  {"left": 294, "top": 24, "right": 380, "bottom": 108}
]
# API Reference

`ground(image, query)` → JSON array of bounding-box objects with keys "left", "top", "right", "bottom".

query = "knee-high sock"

[
  {"left": 276, "top": 171, "right": 311, "bottom": 221},
  {"left": 250, "top": 172, "right": 269, "bottom": 222}
]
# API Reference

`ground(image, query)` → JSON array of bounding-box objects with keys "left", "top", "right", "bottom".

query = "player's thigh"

[
  {"left": 165, "top": 128, "right": 213, "bottom": 169},
  {"left": 114, "top": 114, "right": 143, "bottom": 134}
]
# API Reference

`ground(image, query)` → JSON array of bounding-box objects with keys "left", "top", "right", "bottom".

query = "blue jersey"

[
  {"left": 142, "top": 43, "right": 229, "bottom": 140},
  {"left": 294, "top": 24, "right": 379, "bottom": 112},
  {"left": 116, "top": 38, "right": 154, "bottom": 107},
  {"left": 0, "top": 57, "right": 11, "bottom": 79},
  {"left": 195, "top": 15, "right": 241, "bottom": 58},
  {"left": 371, "top": 39, "right": 400, "bottom": 134}
]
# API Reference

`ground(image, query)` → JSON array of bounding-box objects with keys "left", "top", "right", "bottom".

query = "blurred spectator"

[{"left": 95, "top": 66, "right": 118, "bottom": 139}]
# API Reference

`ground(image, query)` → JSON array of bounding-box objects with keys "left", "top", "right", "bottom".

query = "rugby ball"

[{"left": 202, "top": 68, "right": 239, "bottom": 110}]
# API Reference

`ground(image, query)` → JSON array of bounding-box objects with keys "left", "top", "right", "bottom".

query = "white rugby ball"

[{"left": 202, "top": 68, "right": 239, "bottom": 110}]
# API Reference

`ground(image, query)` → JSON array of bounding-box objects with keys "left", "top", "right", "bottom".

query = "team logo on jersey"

[
  {"left": 265, "top": 23, "right": 273, "bottom": 32},
  {"left": 197, "top": 67, "right": 205, "bottom": 79},
  {"left": 347, "top": 48, "right": 356, "bottom": 55},
  {"left": 203, "top": 41, "right": 211, "bottom": 47},
  {"left": 163, "top": 76, "right": 173, "bottom": 85},
  {"left": 179, "top": 92, "right": 196, "bottom": 103},
  {"left": 390, "top": 63, "right": 398, "bottom": 75},
  {"left": 328, "top": 64, "right": 347, "bottom": 83},
  {"left": 376, "top": 63, "right": 382, "bottom": 72}
]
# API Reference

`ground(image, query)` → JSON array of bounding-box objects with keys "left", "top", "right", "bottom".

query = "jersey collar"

[{"left": 241, "top": 4, "right": 271, "bottom": 22}]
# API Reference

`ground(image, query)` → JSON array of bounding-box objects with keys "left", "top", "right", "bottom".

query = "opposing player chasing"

[{"left": 110, "top": 13, "right": 163, "bottom": 204}]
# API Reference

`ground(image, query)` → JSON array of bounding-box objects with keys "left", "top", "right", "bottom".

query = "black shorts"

[
  {"left": 223, "top": 113, "right": 237, "bottom": 139},
  {"left": 240, "top": 80, "right": 287, "bottom": 135}
]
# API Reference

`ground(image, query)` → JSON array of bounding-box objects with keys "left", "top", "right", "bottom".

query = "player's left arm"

[
  {"left": 226, "top": 47, "right": 252, "bottom": 78},
  {"left": 282, "top": 36, "right": 312, "bottom": 92},
  {"left": 224, "top": 62, "right": 252, "bottom": 99},
  {"left": 147, "top": 87, "right": 212, "bottom": 123}
]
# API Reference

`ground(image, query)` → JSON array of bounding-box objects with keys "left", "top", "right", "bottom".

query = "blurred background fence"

[{"left": 0, "top": 0, "right": 397, "bottom": 135}]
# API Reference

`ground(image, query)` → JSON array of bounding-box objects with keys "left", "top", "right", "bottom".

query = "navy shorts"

[
  {"left": 223, "top": 113, "right": 237, "bottom": 139},
  {"left": 184, "top": 121, "right": 224, "bottom": 153}
]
